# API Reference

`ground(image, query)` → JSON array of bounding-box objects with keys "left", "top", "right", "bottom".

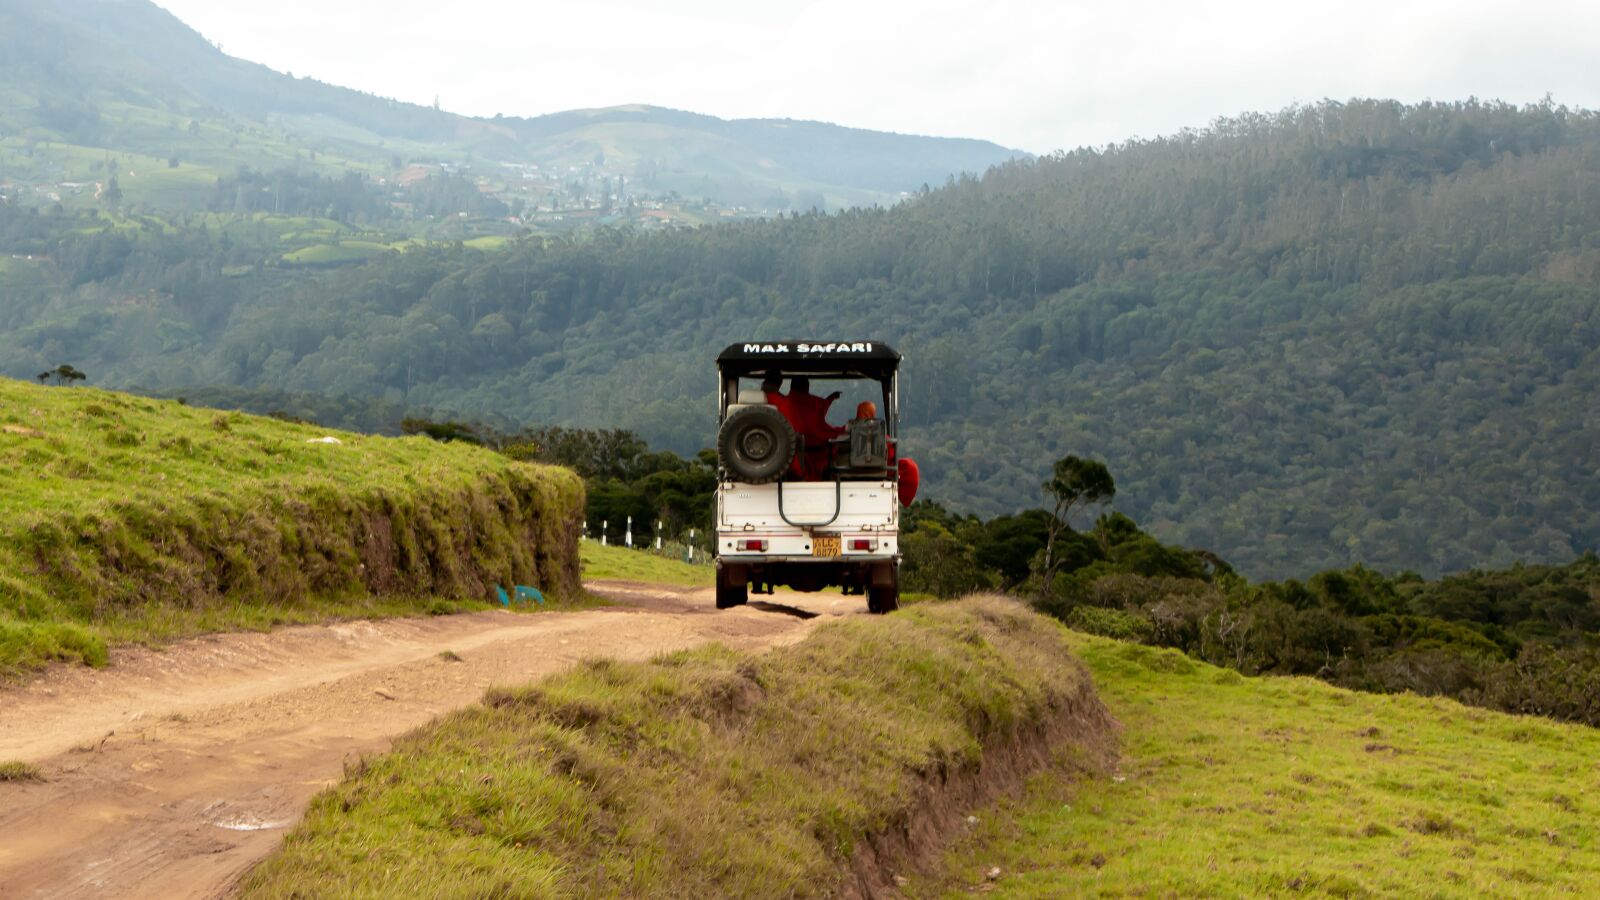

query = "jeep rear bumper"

[{"left": 716, "top": 558, "right": 898, "bottom": 594}]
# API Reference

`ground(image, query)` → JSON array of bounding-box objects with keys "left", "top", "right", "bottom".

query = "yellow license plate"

[{"left": 812, "top": 535, "right": 841, "bottom": 557}]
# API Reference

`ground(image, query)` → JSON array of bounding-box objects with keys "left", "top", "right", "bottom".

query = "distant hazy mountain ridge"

[{"left": 0, "top": 0, "right": 1024, "bottom": 215}]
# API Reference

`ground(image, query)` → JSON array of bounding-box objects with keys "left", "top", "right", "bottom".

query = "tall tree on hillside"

[
  {"left": 40, "top": 364, "right": 87, "bottom": 386},
  {"left": 1040, "top": 455, "right": 1115, "bottom": 596},
  {"left": 101, "top": 174, "right": 122, "bottom": 209}
]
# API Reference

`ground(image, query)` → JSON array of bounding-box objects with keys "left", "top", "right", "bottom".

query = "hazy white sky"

[{"left": 153, "top": 0, "right": 1600, "bottom": 153}]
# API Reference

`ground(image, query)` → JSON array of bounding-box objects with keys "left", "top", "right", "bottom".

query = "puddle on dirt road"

[{"left": 201, "top": 799, "right": 293, "bottom": 832}]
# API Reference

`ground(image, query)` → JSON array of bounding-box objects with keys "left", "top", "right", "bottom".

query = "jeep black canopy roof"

[{"left": 717, "top": 341, "right": 900, "bottom": 379}]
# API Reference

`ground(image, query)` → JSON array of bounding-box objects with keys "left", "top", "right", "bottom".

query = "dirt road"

[{"left": 0, "top": 583, "right": 857, "bottom": 899}]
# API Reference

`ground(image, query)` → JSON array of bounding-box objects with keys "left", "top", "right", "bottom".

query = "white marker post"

[
  {"left": 626, "top": 515, "right": 633, "bottom": 549},
  {"left": 688, "top": 528, "right": 696, "bottom": 563},
  {"left": 656, "top": 520, "right": 663, "bottom": 550},
  {"left": 601, "top": 519, "right": 608, "bottom": 546}
]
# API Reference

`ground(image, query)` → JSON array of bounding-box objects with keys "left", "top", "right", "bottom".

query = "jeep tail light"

[
  {"left": 851, "top": 539, "right": 876, "bottom": 551},
  {"left": 738, "top": 539, "right": 767, "bottom": 552}
]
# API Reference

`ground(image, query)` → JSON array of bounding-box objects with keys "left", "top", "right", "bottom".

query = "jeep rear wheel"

[
  {"left": 718, "top": 405, "right": 796, "bottom": 484},
  {"left": 867, "top": 565, "right": 899, "bottom": 614},
  {"left": 716, "top": 564, "right": 749, "bottom": 609}
]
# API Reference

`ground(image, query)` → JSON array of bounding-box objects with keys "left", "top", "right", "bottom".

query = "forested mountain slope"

[{"left": 4, "top": 99, "right": 1597, "bottom": 577}]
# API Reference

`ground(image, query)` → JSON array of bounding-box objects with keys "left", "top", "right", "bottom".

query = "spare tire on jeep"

[{"left": 718, "top": 404, "right": 796, "bottom": 483}]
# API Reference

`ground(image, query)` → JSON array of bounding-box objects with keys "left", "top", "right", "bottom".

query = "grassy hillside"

[
  {"left": 239, "top": 598, "right": 1114, "bottom": 898},
  {"left": 932, "top": 632, "right": 1600, "bottom": 897},
  {"left": 0, "top": 377, "right": 583, "bottom": 676}
]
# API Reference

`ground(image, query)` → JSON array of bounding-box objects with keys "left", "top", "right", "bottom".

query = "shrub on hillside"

[
  {"left": 1065, "top": 605, "right": 1154, "bottom": 642},
  {"left": 1333, "top": 646, "right": 1492, "bottom": 700},
  {"left": 902, "top": 523, "right": 996, "bottom": 598},
  {"left": 1472, "top": 643, "right": 1600, "bottom": 725},
  {"left": 1359, "top": 614, "right": 1509, "bottom": 662}
]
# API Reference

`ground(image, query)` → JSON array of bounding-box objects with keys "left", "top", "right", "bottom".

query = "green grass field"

[
  {"left": 0, "top": 100, "right": 392, "bottom": 212},
  {"left": 0, "top": 378, "right": 583, "bottom": 678},
  {"left": 6, "top": 140, "right": 225, "bottom": 208},
  {"left": 115, "top": 162, "right": 223, "bottom": 207},
  {"left": 579, "top": 541, "right": 712, "bottom": 586},
  {"left": 280, "top": 241, "right": 397, "bottom": 266},
  {"left": 930, "top": 633, "right": 1600, "bottom": 897}
]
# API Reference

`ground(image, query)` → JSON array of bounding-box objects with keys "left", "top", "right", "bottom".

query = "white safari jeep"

[{"left": 713, "top": 341, "right": 903, "bottom": 613}]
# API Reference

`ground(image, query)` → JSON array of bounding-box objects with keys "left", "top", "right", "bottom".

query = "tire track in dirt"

[{"left": 0, "top": 583, "right": 856, "bottom": 899}]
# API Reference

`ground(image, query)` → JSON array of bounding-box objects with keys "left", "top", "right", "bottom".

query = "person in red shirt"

[
  {"left": 760, "top": 373, "right": 807, "bottom": 480},
  {"left": 761, "top": 374, "right": 842, "bottom": 480},
  {"left": 760, "top": 372, "right": 793, "bottom": 419},
  {"left": 786, "top": 377, "right": 845, "bottom": 442}
]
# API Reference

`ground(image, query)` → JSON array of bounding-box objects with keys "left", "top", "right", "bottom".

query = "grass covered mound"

[
  {"left": 935, "top": 633, "right": 1600, "bottom": 896},
  {"left": 240, "top": 598, "right": 1115, "bottom": 898},
  {"left": 0, "top": 378, "right": 583, "bottom": 676}
]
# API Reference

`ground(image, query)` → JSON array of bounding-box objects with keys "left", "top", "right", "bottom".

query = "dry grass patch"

[{"left": 0, "top": 760, "right": 44, "bottom": 782}]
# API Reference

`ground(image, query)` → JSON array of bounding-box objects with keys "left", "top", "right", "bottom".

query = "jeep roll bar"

[{"left": 716, "top": 341, "right": 901, "bottom": 435}]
